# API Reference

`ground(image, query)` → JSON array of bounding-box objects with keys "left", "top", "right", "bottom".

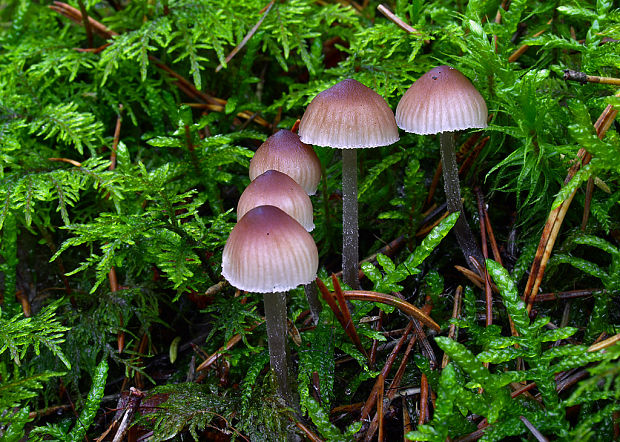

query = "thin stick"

[
  {"left": 475, "top": 187, "right": 493, "bottom": 327},
  {"left": 370, "top": 310, "right": 384, "bottom": 368},
  {"left": 419, "top": 374, "right": 429, "bottom": 426},
  {"left": 332, "top": 275, "right": 369, "bottom": 360},
  {"left": 484, "top": 213, "right": 503, "bottom": 266},
  {"left": 215, "top": 0, "right": 275, "bottom": 72},
  {"left": 48, "top": 157, "right": 82, "bottom": 167},
  {"left": 377, "top": 4, "right": 421, "bottom": 35},
  {"left": 564, "top": 70, "right": 620, "bottom": 86},
  {"left": 365, "top": 331, "right": 419, "bottom": 441},
  {"left": 377, "top": 373, "right": 385, "bottom": 442},
  {"left": 581, "top": 177, "right": 594, "bottom": 231},
  {"left": 402, "top": 396, "right": 413, "bottom": 440},
  {"left": 344, "top": 290, "right": 440, "bottom": 331},
  {"left": 524, "top": 95, "right": 618, "bottom": 310},
  {"left": 588, "top": 333, "right": 620, "bottom": 353},
  {"left": 109, "top": 104, "right": 123, "bottom": 170},
  {"left": 360, "top": 322, "right": 414, "bottom": 421},
  {"left": 454, "top": 265, "right": 499, "bottom": 293},
  {"left": 534, "top": 288, "right": 600, "bottom": 302},
  {"left": 442, "top": 286, "right": 463, "bottom": 369},
  {"left": 76, "top": 0, "right": 93, "bottom": 47},
  {"left": 196, "top": 322, "right": 262, "bottom": 371},
  {"left": 519, "top": 416, "right": 549, "bottom": 442},
  {"left": 508, "top": 19, "right": 552, "bottom": 63}
]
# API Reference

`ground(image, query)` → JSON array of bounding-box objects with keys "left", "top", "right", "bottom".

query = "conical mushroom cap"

[
  {"left": 237, "top": 170, "right": 315, "bottom": 232},
  {"left": 249, "top": 130, "right": 322, "bottom": 195},
  {"left": 298, "top": 79, "right": 399, "bottom": 149},
  {"left": 222, "top": 205, "right": 318, "bottom": 293},
  {"left": 396, "top": 66, "right": 488, "bottom": 135}
]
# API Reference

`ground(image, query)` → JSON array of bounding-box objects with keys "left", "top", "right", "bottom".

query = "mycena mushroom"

[
  {"left": 221, "top": 205, "right": 318, "bottom": 408},
  {"left": 299, "top": 79, "right": 399, "bottom": 289},
  {"left": 396, "top": 65, "right": 486, "bottom": 268}
]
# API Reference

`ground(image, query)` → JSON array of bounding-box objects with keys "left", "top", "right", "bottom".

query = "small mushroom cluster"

[
  {"left": 221, "top": 129, "right": 322, "bottom": 408},
  {"left": 298, "top": 66, "right": 487, "bottom": 283},
  {"left": 221, "top": 65, "right": 487, "bottom": 407}
]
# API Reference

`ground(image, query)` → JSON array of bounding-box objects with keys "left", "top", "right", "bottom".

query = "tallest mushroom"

[
  {"left": 396, "top": 65, "right": 486, "bottom": 268},
  {"left": 299, "top": 79, "right": 399, "bottom": 289}
]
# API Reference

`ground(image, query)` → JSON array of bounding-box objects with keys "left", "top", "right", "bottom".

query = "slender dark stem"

[
  {"left": 342, "top": 148, "right": 360, "bottom": 289},
  {"left": 304, "top": 282, "right": 321, "bottom": 324},
  {"left": 438, "top": 131, "right": 484, "bottom": 270},
  {"left": 263, "top": 291, "right": 295, "bottom": 407}
]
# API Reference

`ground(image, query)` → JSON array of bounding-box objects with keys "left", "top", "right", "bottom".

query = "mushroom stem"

[
  {"left": 304, "top": 282, "right": 322, "bottom": 324},
  {"left": 342, "top": 148, "right": 361, "bottom": 290},
  {"left": 263, "top": 291, "right": 295, "bottom": 407},
  {"left": 438, "top": 131, "right": 484, "bottom": 269}
]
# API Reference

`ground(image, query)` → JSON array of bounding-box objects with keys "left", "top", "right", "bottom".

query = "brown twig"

[
  {"left": 376, "top": 373, "right": 385, "bottom": 442},
  {"left": 50, "top": 2, "right": 270, "bottom": 129},
  {"left": 196, "top": 321, "right": 263, "bottom": 371},
  {"left": 442, "top": 286, "right": 463, "bottom": 369},
  {"left": 588, "top": 332, "right": 620, "bottom": 353},
  {"left": 459, "top": 136, "right": 489, "bottom": 177},
  {"left": 294, "top": 420, "right": 323, "bottom": 442},
  {"left": 48, "top": 157, "right": 82, "bottom": 167},
  {"left": 377, "top": 4, "right": 422, "bottom": 35},
  {"left": 76, "top": 0, "right": 93, "bottom": 47},
  {"left": 564, "top": 70, "right": 620, "bottom": 86},
  {"left": 454, "top": 265, "right": 498, "bottom": 293},
  {"left": 519, "top": 416, "right": 549, "bottom": 442},
  {"left": 316, "top": 278, "right": 369, "bottom": 360},
  {"left": 332, "top": 275, "right": 369, "bottom": 360},
  {"left": 360, "top": 321, "right": 415, "bottom": 421},
  {"left": 402, "top": 396, "right": 413, "bottom": 439},
  {"left": 484, "top": 213, "right": 503, "bottom": 266},
  {"left": 344, "top": 290, "right": 440, "bottom": 331},
  {"left": 216, "top": 0, "right": 276, "bottom": 72},
  {"left": 365, "top": 330, "right": 419, "bottom": 441},
  {"left": 370, "top": 310, "right": 384, "bottom": 369},
  {"left": 475, "top": 187, "right": 493, "bottom": 327},
  {"left": 508, "top": 19, "right": 552, "bottom": 63},
  {"left": 418, "top": 373, "right": 429, "bottom": 426},
  {"left": 524, "top": 93, "right": 619, "bottom": 311},
  {"left": 109, "top": 104, "right": 123, "bottom": 171},
  {"left": 534, "top": 288, "right": 601, "bottom": 302},
  {"left": 581, "top": 177, "right": 594, "bottom": 231}
]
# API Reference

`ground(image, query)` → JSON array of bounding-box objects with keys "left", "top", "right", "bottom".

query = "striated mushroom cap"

[
  {"left": 395, "top": 66, "right": 487, "bottom": 135},
  {"left": 222, "top": 205, "right": 318, "bottom": 293},
  {"left": 249, "top": 130, "right": 322, "bottom": 195},
  {"left": 237, "top": 170, "right": 314, "bottom": 232},
  {"left": 298, "top": 79, "right": 399, "bottom": 149}
]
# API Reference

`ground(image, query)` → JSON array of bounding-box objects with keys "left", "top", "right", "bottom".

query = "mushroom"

[
  {"left": 250, "top": 129, "right": 322, "bottom": 196},
  {"left": 249, "top": 146, "right": 322, "bottom": 321},
  {"left": 221, "top": 205, "right": 318, "bottom": 407},
  {"left": 298, "top": 79, "right": 399, "bottom": 289},
  {"left": 237, "top": 170, "right": 314, "bottom": 232},
  {"left": 396, "top": 65, "right": 486, "bottom": 268}
]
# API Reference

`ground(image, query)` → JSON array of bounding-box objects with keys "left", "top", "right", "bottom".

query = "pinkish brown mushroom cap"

[
  {"left": 395, "top": 66, "right": 488, "bottom": 135},
  {"left": 237, "top": 170, "right": 314, "bottom": 232},
  {"left": 222, "top": 205, "right": 318, "bottom": 293},
  {"left": 249, "top": 130, "right": 322, "bottom": 195},
  {"left": 298, "top": 79, "right": 399, "bottom": 149}
]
